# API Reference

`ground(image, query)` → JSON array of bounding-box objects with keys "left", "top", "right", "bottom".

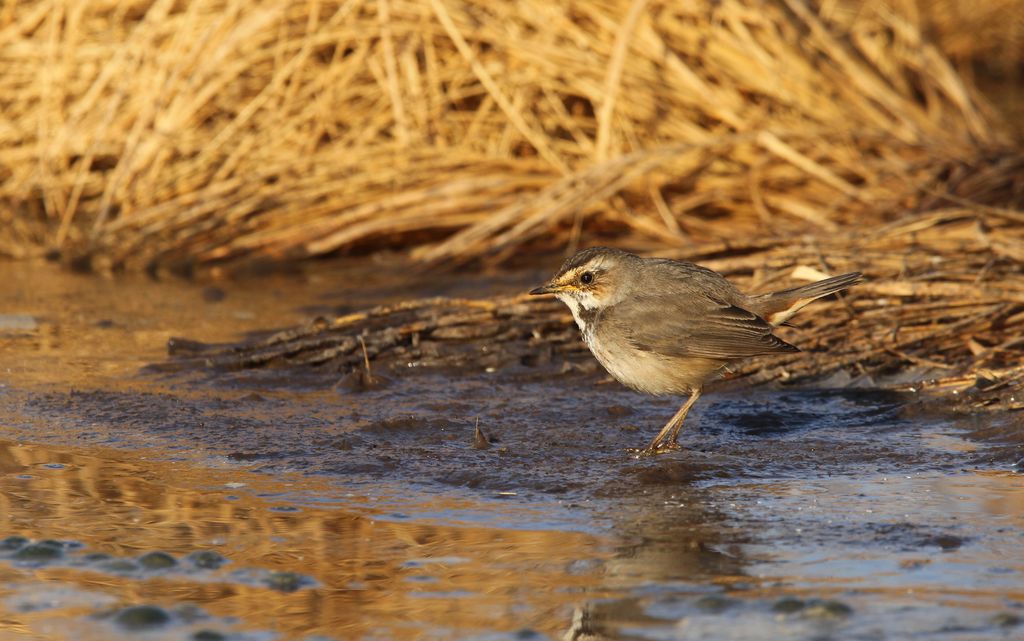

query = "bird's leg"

[
  {"left": 639, "top": 388, "right": 702, "bottom": 456},
  {"left": 666, "top": 388, "right": 702, "bottom": 446}
]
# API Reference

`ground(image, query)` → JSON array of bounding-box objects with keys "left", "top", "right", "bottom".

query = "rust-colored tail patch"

[{"left": 754, "top": 272, "right": 864, "bottom": 327}]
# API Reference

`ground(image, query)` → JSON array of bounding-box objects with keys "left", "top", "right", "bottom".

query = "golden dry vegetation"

[{"left": 0, "top": 0, "right": 1021, "bottom": 270}]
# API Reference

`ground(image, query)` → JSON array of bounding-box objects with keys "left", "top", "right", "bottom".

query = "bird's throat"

[{"left": 557, "top": 293, "right": 600, "bottom": 337}]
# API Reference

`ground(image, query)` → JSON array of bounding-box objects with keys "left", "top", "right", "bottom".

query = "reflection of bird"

[
  {"left": 562, "top": 601, "right": 652, "bottom": 641},
  {"left": 530, "top": 247, "right": 863, "bottom": 455},
  {"left": 563, "top": 606, "right": 607, "bottom": 641}
]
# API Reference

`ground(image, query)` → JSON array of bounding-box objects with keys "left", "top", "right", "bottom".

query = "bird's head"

[{"left": 529, "top": 247, "right": 636, "bottom": 314}]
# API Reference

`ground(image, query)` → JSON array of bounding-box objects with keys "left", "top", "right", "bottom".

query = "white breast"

[
  {"left": 559, "top": 293, "right": 720, "bottom": 395},
  {"left": 562, "top": 296, "right": 654, "bottom": 392}
]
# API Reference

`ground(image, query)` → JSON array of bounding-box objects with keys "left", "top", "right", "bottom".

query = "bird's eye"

[{"left": 580, "top": 271, "right": 594, "bottom": 285}]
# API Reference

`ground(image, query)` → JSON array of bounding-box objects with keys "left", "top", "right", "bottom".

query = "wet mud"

[{"left": 1, "top": 260, "right": 1023, "bottom": 640}]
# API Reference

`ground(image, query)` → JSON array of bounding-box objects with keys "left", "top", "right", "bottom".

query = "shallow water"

[{"left": 1, "top": 260, "right": 1022, "bottom": 641}]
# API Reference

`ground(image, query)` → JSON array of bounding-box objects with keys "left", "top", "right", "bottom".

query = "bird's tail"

[{"left": 751, "top": 272, "right": 864, "bottom": 326}]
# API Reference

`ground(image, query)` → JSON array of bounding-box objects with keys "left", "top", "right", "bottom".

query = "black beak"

[{"left": 529, "top": 283, "right": 556, "bottom": 295}]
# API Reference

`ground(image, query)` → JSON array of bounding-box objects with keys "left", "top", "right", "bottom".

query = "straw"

[{"left": 1, "top": 0, "right": 1020, "bottom": 269}]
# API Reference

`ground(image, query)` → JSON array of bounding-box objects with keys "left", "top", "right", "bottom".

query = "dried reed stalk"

[
  {"left": 0, "top": 0, "right": 1020, "bottom": 269},
  {"left": 165, "top": 207, "right": 1024, "bottom": 410}
]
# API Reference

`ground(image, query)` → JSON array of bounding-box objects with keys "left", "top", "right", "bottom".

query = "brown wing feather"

[{"left": 601, "top": 291, "right": 799, "bottom": 360}]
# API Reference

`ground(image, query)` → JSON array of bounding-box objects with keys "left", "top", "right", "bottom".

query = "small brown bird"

[{"left": 530, "top": 247, "right": 863, "bottom": 456}]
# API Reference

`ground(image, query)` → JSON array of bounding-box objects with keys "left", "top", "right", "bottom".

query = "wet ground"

[{"left": 1, "top": 259, "right": 1022, "bottom": 641}]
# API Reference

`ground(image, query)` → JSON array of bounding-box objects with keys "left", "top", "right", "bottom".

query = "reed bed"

[{"left": 1, "top": 0, "right": 1021, "bottom": 269}]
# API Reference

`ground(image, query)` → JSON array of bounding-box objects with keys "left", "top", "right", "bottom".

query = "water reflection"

[
  {"left": 560, "top": 486, "right": 750, "bottom": 640},
  {"left": 604, "top": 494, "right": 745, "bottom": 585},
  {"left": 0, "top": 440, "right": 608, "bottom": 640},
  {"left": 2, "top": 426, "right": 1022, "bottom": 640},
  {"left": 562, "top": 467, "right": 1024, "bottom": 641}
]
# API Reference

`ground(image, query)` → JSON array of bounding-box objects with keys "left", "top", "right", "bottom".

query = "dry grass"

[{"left": 1, "top": 0, "right": 1021, "bottom": 270}]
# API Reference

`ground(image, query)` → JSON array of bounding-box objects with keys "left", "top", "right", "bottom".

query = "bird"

[{"left": 529, "top": 247, "right": 863, "bottom": 456}]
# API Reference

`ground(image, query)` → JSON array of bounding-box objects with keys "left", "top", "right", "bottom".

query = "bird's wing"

[{"left": 602, "top": 291, "right": 799, "bottom": 360}]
